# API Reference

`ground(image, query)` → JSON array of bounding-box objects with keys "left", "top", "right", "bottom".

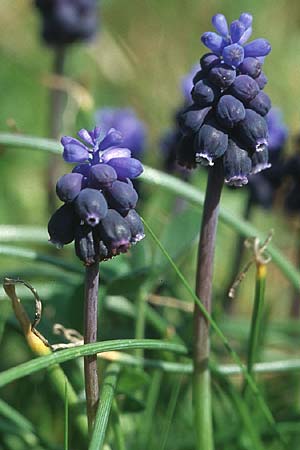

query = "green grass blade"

[
  {"left": 0, "top": 225, "right": 47, "bottom": 243},
  {"left": 0, "top": 132, "right": 298, "bottom": 291},
  {"left": 0, "top": 339, "right": 187, "bottom": 388},
  {"left": 158, "top": 375, "right": 182, "bottom": 450},
  {"left": 89, "top": 364, "right": 120, "bottom": 450},
  {"left": 64, "top": 379, "right": 69, "bottom": 450}
]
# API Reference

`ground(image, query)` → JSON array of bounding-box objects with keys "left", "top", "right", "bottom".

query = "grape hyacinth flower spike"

[
  {"left": 177, "top": 13, "right": 272, "bottom": 450},
  {"left": 48, "top": 126, "right": 144, "bottom": 432}
]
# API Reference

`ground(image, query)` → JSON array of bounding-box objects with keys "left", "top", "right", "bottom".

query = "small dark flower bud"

[
  {"left": 207, "top": 63, "right": 236, "bottom": 89},
  {"left": 48, "top": 203, "right": 79, "bottom": 248},
  {"left": 223, "top": 139, "right": 252, "bottom": 187},
  {"left": 88, "top": 164, "right": 117, "bottom": 189},
  {"left": 98, "top": 209, "right": 132, "bottom": 256},
  {"left": 191, "top": 80, "right": 219, "bottom": 107},
  {"left": 74, "top": 224, "right": 97, "bottom": 266},
  {"left": 74, "top": 188, "right": 108, "bottom": 226},
  {"left": 179, "top": 106, "right": 211, "bottom": 135},
  {"left": 106, "top": 181, "right": 138, "bottom": 215},
  {"left": 124, "top": 209, "right": 145, "bottom": 243},
  {"left": 200, "top": 53, "right": 220, "bottom": 73},
  {"left": 216, "top": 95, "right": 246, "bottom": 129},
  {"left": 238, "top": 57, "right": 262, "bottom": 78},
  {"left": 229, "top": 75, "right": 259, "bottom": 103},
  {"left": 236, "top": 109, "right": 268, "bottom": 151},
  {"left": 176, "top": 135, "right": 197, "bottom": 169},
  {"left": 56, "top": 172, "right": 84, "bottom": 202},
  {"left": 255, "top": 72, "right": 268, "bottom": 89},
  {"left": 251, "top": 146, "right": 271, "bottom": 174},
  {"left": 194, "top": 121, "right": 228, "bottom": 166},
  {"left": 108, "top": 157, "right": 144, "bottom": 180},
  {"left": 72, "top": 163, "right": 91, "bottom": 178},
  {"left": 248, "top": 91, "right": 271, "bottom": 116},
  {"left": 192, "top": 70, "right": 204, "bottom": 85}
]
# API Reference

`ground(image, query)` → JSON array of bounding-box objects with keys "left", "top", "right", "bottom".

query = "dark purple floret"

[
  {"left": 62, "top": 136, "right": 89, "bottom": 163},
  {"left": 238, "top": 57, "right": 262, "bottom": 78},
  {"left": 35, "top": 0, "right": 98, "bottom": 46},
  {"left": 56, "top": 172, "right": 84, "bottom": 202},
  {"left": 192, "top": 70, "right": 205, "bottom": 86},
  {"left": 236, "top": 109, "right": 268, "bottom": 152},
  {"left": 106, "top": 181, "right": 138, "bottom": 215},
  {"left": 192, "top": 80, "right": 219, "bottom": 107},
  {"left": 88, "top": 164, "right": 117, "bottom": 190},
  {"left": 181, "top": 64, "right": 200, "bottom": 104},
  {"left": 194, "top": 121, "right": 228, "bottom": 166},
  {"left": 256, "top": 72, "right": 268, "bottom": 89},
  {"left": 208, "top": 63, "right": 236, "bottom": 88},
  {"left": 107, "top": 157, "right": 144, "bottom": 180},
  {"left": 179, "top": 106, "right": 211, "bottom": 135},
  {"left": 74, "top": 224, "right": 97, "bottom": 266},
  {"left": 229, "top": 75, "right": 259, "bottom": 103},
  {"left": 72, "top": 163, "right": 91, "bottom": 178},
  {"left": 251, "top": 146, "right": 271, "bottom": 174},
  {"left": 98, "top": 209, "right": 132, "bottom": 256},
  {"left": 177, "top": 135, "right": 197, "bottom": 169},
  {"left": 216, "top": 95, "right": 246, "bottom": 129},
  {"left": 48, "top": 203, "right": 80, "bottom": 248},
  {"left": 248, "top": 91, "right": 271, "bottom": 116},
  {"left": 200, "top": 53, "right": 220, "bottom": 73},
  {"left": 223, "top": 139, "right": 252, "bottom": 187},
  {"left": 74, "top": 188, "right": 108, "bottom": 226},
  {"left": 124, "top": 209, "right": 145, "bottom": 243}
]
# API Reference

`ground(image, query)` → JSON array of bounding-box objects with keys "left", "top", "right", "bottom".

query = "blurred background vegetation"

[{"left": 1, "top": 0, "right": 300, "bottom": 449}]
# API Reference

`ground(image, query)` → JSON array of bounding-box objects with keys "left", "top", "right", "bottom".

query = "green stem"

[
  {"left": 159, "top": 376, "right": 182, "bottom": 450},
  {"left": 193, "top": 159, "right": 224, "bottom": 450},
  {"left": 112, "top": 400, "right": 126, "bottom": 450}
]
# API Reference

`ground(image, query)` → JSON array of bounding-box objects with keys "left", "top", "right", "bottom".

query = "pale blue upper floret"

[
  {"left": 201, "top": 13, "right": 271, "bottom": 68},
  {"left": 61, "top": 127, "right": 144, "bottom": 180}
]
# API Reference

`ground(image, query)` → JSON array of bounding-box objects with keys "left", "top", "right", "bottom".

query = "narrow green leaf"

[{"left": 0, "top": 225, "right": 46, "bottom": 243}]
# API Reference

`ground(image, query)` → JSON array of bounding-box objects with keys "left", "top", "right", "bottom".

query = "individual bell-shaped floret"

[
  {"left": 179, "top": 106, "right": 211, "bottom": 135},
  {"left": 201, "top": 32, "right": 225, "bottom": 55},
  {"left": 88, "top": 164, "right": 117, "bottom": 190},
  {"left": 56, "top": 173, "right": 84, "bottom": 202},
  {"left": 74, "top": 188, "right": 108, "bottom": 226},
  {"left": 229, "top": 75, "right": 259, "bottom": 103},
  {"left": 216, "top": 95, "right": 245, "bottom": 129},
  {"left": 238, "top": 57, "right": 261, "bottom": 78},
  {"left": 244, "top": 39, "right": 271, "bottom": 58},
  {"left": 255, "top": 72, "right": 268, "bottom": 89},
  {"left": 194, "top": 120, "right": 228, "bottom": 166},
  {"left": 106, "top": 181, "right": 138, "bottom": 214},
  {"left": 107, "top": 157, "right": 144, "bottom": 180},
  {"left": 223, "top": 139, "right": 252, "bottom": 187},
  {"left": 192, "top": 79, "right": 219, "bottom": 107},
  {"left": 200, "top": 53, "right": 220, "bottom": 73},
  {"left": 208, "top": 63, "right": 236, "bottom": 88},
  {"left": 48, "top": 203, "right": 80, "bottom": 248},
  {"left": 124, "top": 209, "right": 145, "bottom": 243},
  {"left": 222, "top": 43, "right": 244, "bottom": 68},
  {"left": 212, "top": 14, "right": 229, "bottom": 37},
  {"left": 74, "top": 224, "right": 97, "bottom": 266},
  {"left": 251, "top": 146, "right": 271, "bottom": 173},
  {"left": 248, "top": 91, "right": 271, "bottom": 116},
  {"left": 176, "top": 135, "right": 197, "bottom": 169},
  {"left": 62, "top": 136, "right": 89, "bottom": 163},
  {"left": 236, "top": 109, "right": 268, "bottom": 152},
  {"left": 98, "top": 209, "right": 132, "bottom": 256},
  {"left": 192, "top": 70, "right": 204, "bottom": 85}
]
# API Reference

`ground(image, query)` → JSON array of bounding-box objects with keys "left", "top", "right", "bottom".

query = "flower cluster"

[
  {"left": 248, "top": 108, "right": 288, "bottom": 208},
  {"left": 48, "top": 127, "right": 145, "bottom": 265},
  {"left": 178, "top": 12, "right": 272, "bottom": 187},
  {"left": 95, "top": 108, "right": 147, "bottom": 159},
  {"left": 35, "top": 0, "right": 98, "bottom": 46}
]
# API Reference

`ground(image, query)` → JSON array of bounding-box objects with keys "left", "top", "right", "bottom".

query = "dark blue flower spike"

[
  {"left": 48, "top": 127, "right": 145, "bottom": 264},
  {"left": 178, "top": 12, "right": 272, "bottom": 187}
]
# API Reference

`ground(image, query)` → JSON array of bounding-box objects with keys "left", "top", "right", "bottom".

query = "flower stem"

[
  {"left": 193, "top": 159, "right": 224, "bottom": 450},
  {"left": 48, "top": 45, "right": 67, "bottom": 212},
  {"left": 84, "top": 262, "right": 100, "bottom": 434}
]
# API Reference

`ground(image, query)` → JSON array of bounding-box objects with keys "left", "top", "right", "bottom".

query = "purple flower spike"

[
  {"left": 102, "top": 147, "right": 131, "bottom": 163},
  {"left": 222, "top": 43, "right": 244, "bottom": 67},
  {"left": 212, "top": 14, "right": 229, "bottom": 37},
  {"left": 244, "top": 39, "right": 271, "bottom": 57},
  {"left": 201, "top": 32, "right": 224, "bottom": 54},
  {"left": 230, "top": 20, "right": 246, "bottom": 43},
  {"left": 99, "top": 128, "right": 123, "bottom": 151},
  {"left": 239, "top": 13, "right": 253, "bottom": 29},
  {"left": 61, "top": 136, "right": 89, "bottom": 163},
  {"left": 108, "top": 157, "right": 144, "bottom": 180}
]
